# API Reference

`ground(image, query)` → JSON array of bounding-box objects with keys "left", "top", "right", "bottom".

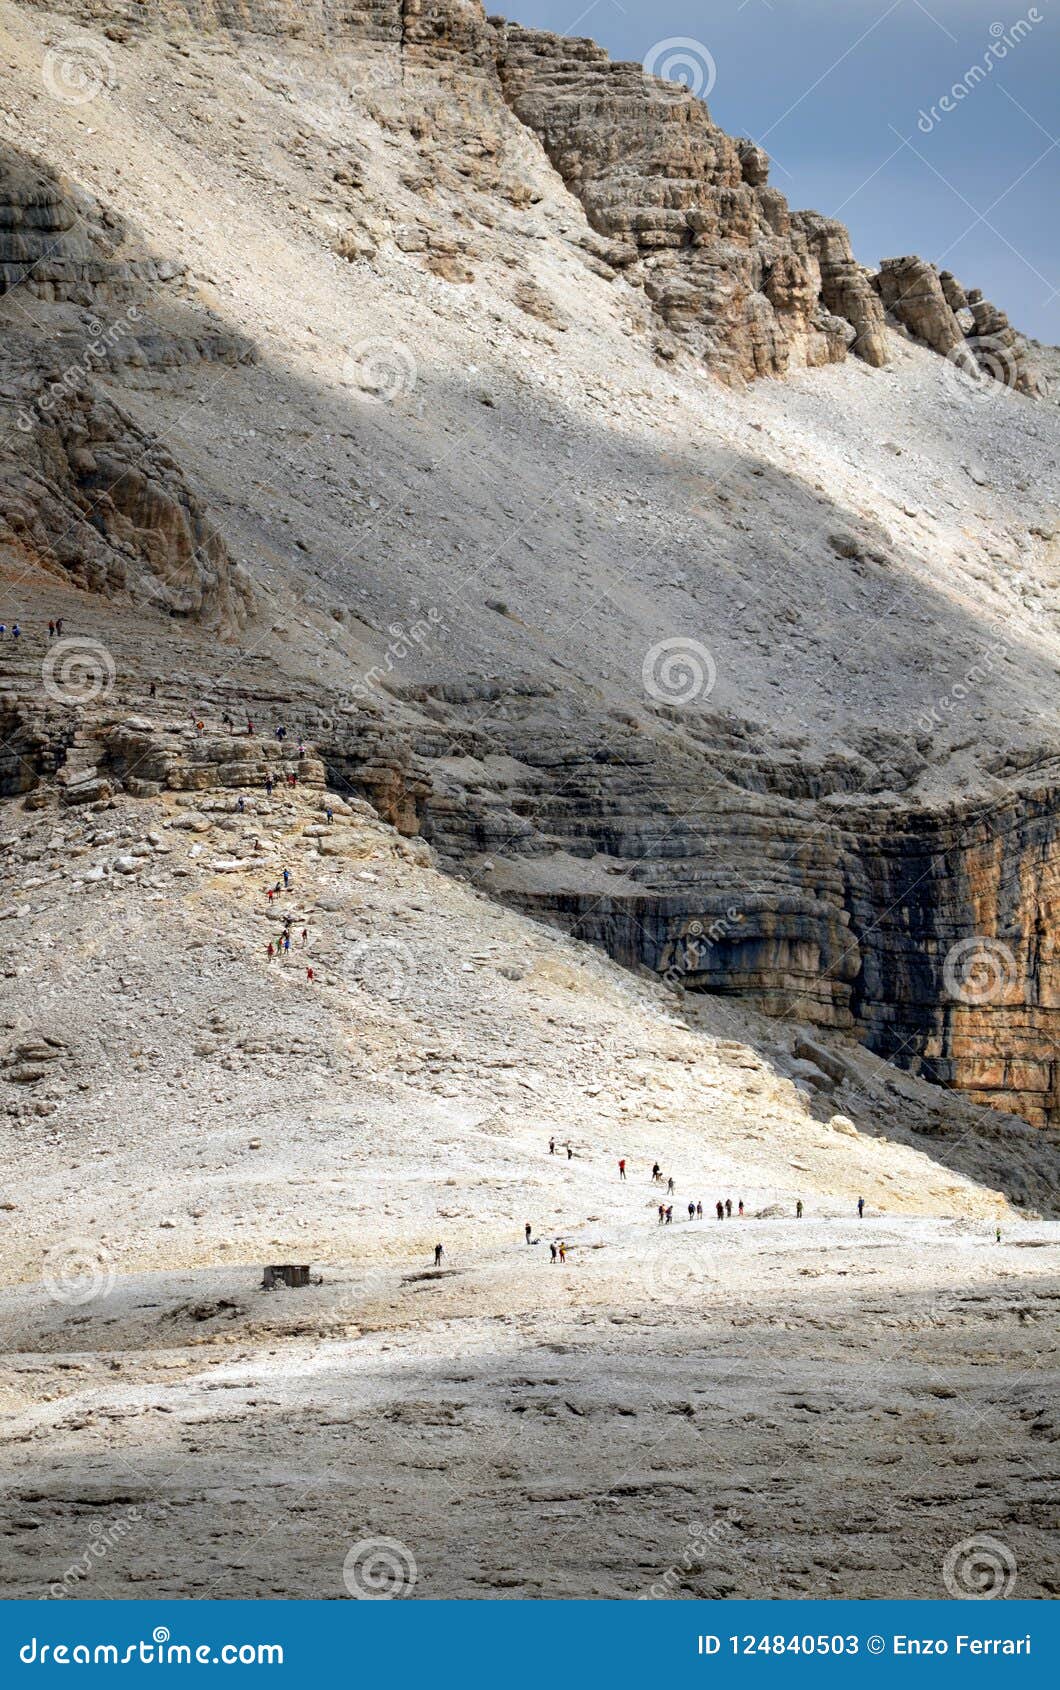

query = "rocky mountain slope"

[
  {"left": 2, "top": 0, "right": 1059, "bottom": 1130},
  {"left": 0, "top": 0, "right": 1058, "bottom": 1599}
]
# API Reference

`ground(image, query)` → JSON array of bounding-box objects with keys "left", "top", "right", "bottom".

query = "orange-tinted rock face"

[
  {"left": 853, "top": 796, "right": 1060, "bottom": 1128},
  {"left": 410, "top": 702, "right": 1060, "bottom": 1131}
]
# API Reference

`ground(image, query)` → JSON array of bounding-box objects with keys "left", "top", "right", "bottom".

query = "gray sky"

[{"left": 507, "top": 0, "right": 1059, "bottom": 341}]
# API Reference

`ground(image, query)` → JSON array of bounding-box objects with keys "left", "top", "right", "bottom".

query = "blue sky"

[{"left": 507, "top": 0, "right": 1059, "bottom": 342}]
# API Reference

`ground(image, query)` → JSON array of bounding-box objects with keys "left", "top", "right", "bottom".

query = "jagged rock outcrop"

[
  {"left": 875, "top": 255, "right": 1043, "bottom": 395},
  {"left": 491, "top": 20, "right": 889, "bottom": 381},
  {"left": 13, "top": 1, "right": 1047, "bottom": 394},
  {"left": 0, "top": 143, "right": 254, "bottom": 626},
  {"left": 0, "top": 356, "right": 253, "bottom": 625}
]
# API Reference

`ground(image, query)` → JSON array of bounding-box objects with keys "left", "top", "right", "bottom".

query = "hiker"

[
  {"left": 666, "top": 1176, "right": 675, "bottom": 1196},
  {"left": 195, "top": 720, "right": 205, "bottom": 738},
  {"left": 796, "top": 1199, "right": 803, "bottom": 1219},
  {"left": 995, "top": 1225, "right": 1002, "bottom": 1243},
  {"left": 264, "top": 775, "right": 274, "bottom": 796},
  {"left": 266, "top": 942, "right": 274, "bottom": 960},
  {"left": 857, "top": 1196, "right": 865, "bottom": 1219},
  {"left": 524, "top": 1222, "right": 532, "bottom": 1244},
  {"left": 282, "top": 934, "right": 291, "bottom": 955},
  {"left": 618, "top": 1158, "right": 626, "bottom": 1181},
  {"left": 434, "top": 1243, "right": 444, "bottom": 1267},
  {"left": 55, "top": 617, "right": 63, "bottom": 636},
  {"left": 12, "top": 622, "right": 20, "bottom": 639},
  {"left": 150, "top": 681, "right": 157, "bottom": 698},
  {"left": 566, "top": 1142, "right": 573, "bottom": 1161},
  {"left": 665, "top": 1206, "right": 673, "bottom": 1225},
  {"left": 237, "top": 796, "right": 245, "bottom": 813},
  {"left": 716, "top": 1200, "right": 724, "bottom": 1220},
  {"left": 696, "top": 1202, "right": 702, "bottom": 1220},
  {"left": 266, "top": 887, "right": 275, "bottom": 905},
  {"left": 738, "top": 1200, "right": 744, "bottom": 1217},
  {"left": 282, "top": 867, "right": 290, "bottom": 888},
  {"left": 48, "top": 620, "right": 55, "bottom": 639},
  {"left": 325, "top": 805, "right": 334, "bottom": 824},
  {"left": 306, "top": 967, "right": 314, "bottom": 982},
  {"left": 300, "top": 927, "right": 308, "bottom": 947},
  {"left": 276, "top": 725, "right": 286, "bottom": 742},
  {"left": 549, "top": 1136, "right": 556, "bottom": 1156},
  {"left": 725, "top": 1198, "right": 732, "bottom": 1218},
  {"left": 658, "top": 1204, "right": 666, "bottom": 1225},
  {"left": 687, "top": 1202, "right": 695, "bottom": 1221},
  {"left": 550, "top": 1242, "right": 558, "bottom": 1263},
  {"left": 651, "top": 1162, "right": 661, "bottom": 1183},
  {"left": 558, "top": 1241, "right": 567, "bottom": 1264},
  {"left": 247, "top": 718, "right": 254, "bottom": 735}
]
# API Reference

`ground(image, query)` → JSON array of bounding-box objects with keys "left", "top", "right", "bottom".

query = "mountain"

[{"left": 0, "top": 0, "right": 1057, "bottom": 1601}]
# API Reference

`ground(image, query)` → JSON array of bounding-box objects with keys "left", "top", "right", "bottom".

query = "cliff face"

[
  {"left": 0, "top": 143, "right": 254, "bottom": 625},
  {"left": 407, "top": 692, "right": 1060, "bottom": 1131},
  {"left": 492, "top": 22, "right": 889, "bottom": 381}
]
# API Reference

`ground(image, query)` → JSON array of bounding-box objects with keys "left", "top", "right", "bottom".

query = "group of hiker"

[
  {"left": 0, "top": 619, "right": 65, "bottom": 640},
  {"left": 450, "top": 1149, "right": 876, "bottom": 1272},
  {"left": 258, "top": 813, "right": 332, "bottom": 983}
]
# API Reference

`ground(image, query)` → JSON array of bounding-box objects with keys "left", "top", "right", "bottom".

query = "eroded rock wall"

[
  {"left": 492, "top": 21, "right": 888, "bottom": 381},
  {"left": 407, "top": 692, "right": 1060, "bottom": 1130},
  {"left": 0, "top": 143, "right": 254, "bottom": 626}
]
